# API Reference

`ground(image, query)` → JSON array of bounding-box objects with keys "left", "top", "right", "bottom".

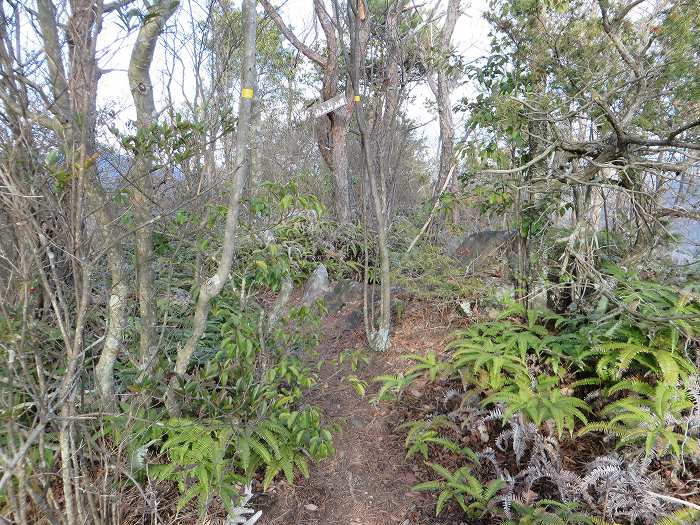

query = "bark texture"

[
  {"left": 128, "top": 0, "right": 178, "bottom": 375},
  {"left": 261, "top": 0, "right": 357, "bottom": 224},
  {"left": 426, "top": 0, "right": 459, "bottom": 222},
  {"left": 346, "top": 0, "right": 391, "bottom": 352}
]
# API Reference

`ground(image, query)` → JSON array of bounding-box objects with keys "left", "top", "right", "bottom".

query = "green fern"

[
  {"left": 590, "top": 341, "right": 695, "bottom": 385},
  {"left": 150, "top": 409, "right": 333, "bottom": 513},
  {"left": 599, "top": 266, "right": 700, "bottom": 346},
  {"left": 372, "top": 372, "right": 420, "bottom": 401},
  {"left": 445, "top": 317, "right": 588, "bottom": 392},
  {"left": 449, "top": 338, "right": 529, "bottom": 391},
  {"left": 451, "top": 319, "right": 548, "bottom": 359},
  {"left": 655, "top": 509, "right": 700, "bottom": 525},
  {"left": 483, "top": 374, "right": 590, "bottom": 437},
  {"left": 503, "top": 499, "right": 599, "bottom": 525},
  {"left": 150, "top": 419, "right": 244, "bottom": 515},
  {"left": 397, "top": 417, "right": 470, "bottom": 460},
  {"left": 580, "top": 382, "right": 697, "bottom": 459},
  {"left": 344, "top": 374, "right": 368, "bottom": 397},
  {"left": 412, "top": 462, "right": 504, "bottom": 516},
  {"left": 405, "top": 350, "right": 450, "bottom": 381}
]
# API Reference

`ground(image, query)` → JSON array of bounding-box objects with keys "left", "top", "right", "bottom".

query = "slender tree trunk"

[
  {"left": 36, "top": 0, "right": 133, "bottom": 409},
  {"left": 516, "top": 5, "right": 547, "bottom": 309},
  {"left": 168, "top": 0, "right": 257, "bottom": 413},
  {"left": 347, "top": 0, "right": 391, "bottom": 352},
  {"left": 426, "top": 0, "right": 459, "bottom": 223},
  {"left": 36, "top": 1, "right": 124, "bottom": 518},
  {"left": 93, "top": 198, "right": 129, "bottom": 405},
  {"left": 128, "top": 0, "right": 178, "bottom": 375}
]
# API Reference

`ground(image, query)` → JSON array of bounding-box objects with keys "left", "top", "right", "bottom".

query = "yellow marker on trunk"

[{"left": 242, "top": 88, "right": 254, "bottom": 99}]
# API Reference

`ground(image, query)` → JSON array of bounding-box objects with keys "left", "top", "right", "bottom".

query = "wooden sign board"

[{"left": 304, "top": 93, "right": 348, "bottom": 119}]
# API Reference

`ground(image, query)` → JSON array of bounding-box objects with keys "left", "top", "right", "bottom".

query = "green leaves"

[
  {"left": 504, "top": 500, "right": 596, "bottom": 525},
  {"left": 344, "top": 374, "right": 368, "bottom": 397},
  {"left": 592, "top": 341, "right": 696, "bottom": 385},
  {"left": 399, "top": 417, "right": 463, "bottom": 460},
  {"left": 581, "top": 382, "right": 697, "bottom": 460},
  {"left": 338, "top": 348, "right": 371, "bottom": 372},
  {"left": 483, "top": 374, "right": 590, "bottom": 437},
  {"left": 148, "top": 411, "right": 334, "bottom": 511},
  {"left": 405, "top": 350, "right": 450, "bottom": 381},
  {"left": 150, "top": 419, "right": 241, "bottom": 515},
  {"left": 413, "top": 463, "right": 504, "bottom": 517},
  {"left": 372, "top": 373, "right": 420, "bottom": 402},
  {"left": 449, "top": 337, "right": 528, "bottom": 391}
]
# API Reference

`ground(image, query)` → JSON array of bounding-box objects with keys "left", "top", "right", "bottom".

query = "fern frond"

[
  {"left": 656, "top": 509, "right": 700, "bottom": 525},
  {"left": 578, "top": 421, "right": 626, "bottom": 437}
]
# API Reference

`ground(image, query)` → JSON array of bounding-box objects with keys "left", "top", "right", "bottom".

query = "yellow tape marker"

[
  {"left": 354, "top": 95, "right": 361, "bottom": 102},
  {"left": 242, "top": 88, "right": 254, "bottom": 99}
]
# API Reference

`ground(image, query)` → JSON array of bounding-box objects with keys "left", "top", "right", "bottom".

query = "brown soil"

[{"left": 259, "top": 299, "right": 467, "bottom": 525}]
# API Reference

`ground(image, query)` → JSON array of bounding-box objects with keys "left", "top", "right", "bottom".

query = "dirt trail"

[{"left": 259, "top": 301, "right": 451, "bottom": 525}]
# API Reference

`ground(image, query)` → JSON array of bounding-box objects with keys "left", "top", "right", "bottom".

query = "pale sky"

[{"left": 95, "top": 0, "right": 491, "bottom": 149}]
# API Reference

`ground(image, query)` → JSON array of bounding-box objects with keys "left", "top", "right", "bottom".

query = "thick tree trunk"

[
  {"left": 261, "top": 0, "right": 354, "bottom": 224},
  {"left": 322, "top": 112, "right": 352, "bottom": 223}
]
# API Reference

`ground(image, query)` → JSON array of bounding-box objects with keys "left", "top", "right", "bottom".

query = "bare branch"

[{"left": 259, "top": 0, "right": 326, "bottom": 67}]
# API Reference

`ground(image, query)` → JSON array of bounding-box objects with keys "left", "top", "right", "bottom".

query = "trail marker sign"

[{"left": 304, "top": 93, "right": 347, "bottom": 119}]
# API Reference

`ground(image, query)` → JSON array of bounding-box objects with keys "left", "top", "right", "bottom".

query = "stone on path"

[{"left": 301, "top": 264, "right": 332, "bottom": 305}]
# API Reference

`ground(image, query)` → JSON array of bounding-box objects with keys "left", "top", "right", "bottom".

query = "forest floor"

[{"left": 259, "top": 297, "right": 468, "bottom": 525}]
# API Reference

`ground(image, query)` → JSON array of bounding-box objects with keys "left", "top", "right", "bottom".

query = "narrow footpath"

[{"left": 260, "top": 299, "right": 460, "bottom": 525}]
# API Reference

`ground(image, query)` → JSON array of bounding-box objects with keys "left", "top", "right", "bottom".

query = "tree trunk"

[
  {"left": 128, "top": 0, "right": 178, "bottom": 375},
  {"left": 347, "top": 0, "right": 391, "bottom": 352},
  {"left": 261, "top": 0, "right": 354, "bottom": 224},
  {"left": 427, "top": 0, "right": 459, "bottom": 222},
  {"left": 328, "top": 113, "right": 352, "bottom": 223},
  {"left": 168, "top": 0, "right": 257, "bottom": 414},
  {"left": 93, "top": 198, "right": 129, "bottom": 406}
]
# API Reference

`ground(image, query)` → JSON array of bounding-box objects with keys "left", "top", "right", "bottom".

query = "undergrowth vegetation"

[
  {"left": 104, "top": 297, "right": 335, "bottom": 518},
  {"left": 118, "top": 186, "right": 359, "bottom": 516},
  {"left": 376, "top": 267, "right": 700, "bottom": 524},
  {"left": 2, "top": 0, "right": 700, "bottom": 523},
  {"left": 0, "top": 183, "right": 359, "bottom": 521}
]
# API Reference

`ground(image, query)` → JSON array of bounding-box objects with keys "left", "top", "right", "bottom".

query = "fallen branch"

[
  {"left": 405, "top": 164, "right": 456, "bottom": 255},
  {"left": 646, "top": 490, "right": 700, "bottom": 511}
]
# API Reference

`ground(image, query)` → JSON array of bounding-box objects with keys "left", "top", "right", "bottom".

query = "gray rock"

[
  {"left": 450, "top": 230, "right": 517, "bottom": 276},
  {"left": 324, "top": 279, "right": 363, "bottom": 313},
  {"left": 301, "top": 264, "right": 332, "bottom": 305}
]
